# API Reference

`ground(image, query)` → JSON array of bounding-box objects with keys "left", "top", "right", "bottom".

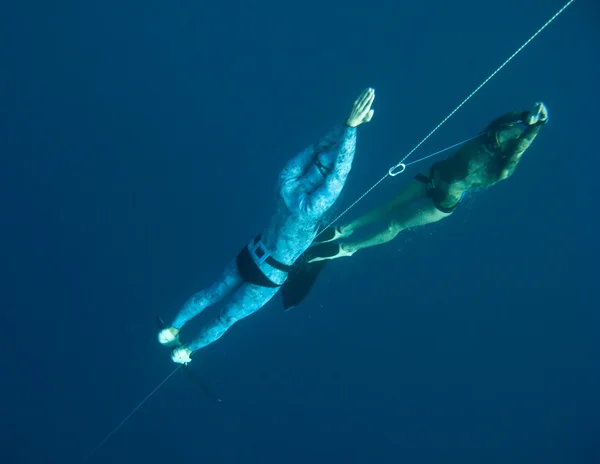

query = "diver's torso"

[
  {"left": 244, "top": 198, "right": 317, "bottom": 286},
  {"left": 435, "top": 128, "right": 521, "bottom": 196},
  {"left": 262, "top": 200, "right": 319, "bottom": 265}
]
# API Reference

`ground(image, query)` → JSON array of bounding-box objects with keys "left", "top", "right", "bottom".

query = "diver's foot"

[
  {"left": 314, "top": 226, "right": 352, "bottom": 244},
  {"left": 172, "top": 345, "right": 193, "bottom": 364},
  {"left": 306, "top": 242, "right": 354, "bottom": 263},
  {"left": 158, "top": 327, "right": 180, "bottom": 347}
]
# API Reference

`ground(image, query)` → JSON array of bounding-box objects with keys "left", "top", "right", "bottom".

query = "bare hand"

[
  {"left": 346, "top": 88, "right": 375, "bottom": 127},
  {"left": 526, "top": 102, "right": 548, "bottom": 125}
]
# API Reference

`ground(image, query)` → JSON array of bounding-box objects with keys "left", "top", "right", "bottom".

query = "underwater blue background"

[{"left": 1, "top": 0, "right": 598, "bottom": 462}]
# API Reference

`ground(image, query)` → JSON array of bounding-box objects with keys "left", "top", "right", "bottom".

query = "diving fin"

[{"left": 282, "top": 257, "right": 328, "bottom": 311}]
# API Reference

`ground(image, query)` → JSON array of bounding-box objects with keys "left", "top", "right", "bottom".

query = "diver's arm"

[
  {"left": 279, "top": 144, "right": 318, "bottom": 183},
  {"left": 499, "top": 122, "right": 543, "bottom": 180},
  {"left": 299, "top": 124, "right": 357, "bottom": 215},
  {"left": 312, "top": 87, "right": 374, "bottom": 172},
  {"left": 313, "top": 87, "right": 374, "bottom": 180},
  {"left": 299, "top": 88, "right": 374, "bottom": 215},
  {"left": 484, "top": 111, "right": 529, "bottom": 132},
  {"left": 279, "top": 87, "right": 373, "bottom": 184},
  {"left": 314, "top": 124, "right": 357, "bottom": 181},
  {"left": 280, "top": 122, "right": 354, "bottom": 184},
  {"left": 499, "top": 102, "right": 548, "bottom": 180}
]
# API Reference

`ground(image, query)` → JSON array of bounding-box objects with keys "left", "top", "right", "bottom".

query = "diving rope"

[{"left": 84, "top": 365, "right": 182, "bottom": 461}]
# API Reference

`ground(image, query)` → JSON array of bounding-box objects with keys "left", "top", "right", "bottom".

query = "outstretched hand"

[
  {"left": 526, "top": 102, "right": 548, "bottom": 125},
  {"left": 346, "top": 88, "right": 375, "bottom": 127}
]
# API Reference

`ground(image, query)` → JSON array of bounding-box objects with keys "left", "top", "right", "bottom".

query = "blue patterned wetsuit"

[{"left": 171, "top": 123, "right": 357, "bottom": 352}]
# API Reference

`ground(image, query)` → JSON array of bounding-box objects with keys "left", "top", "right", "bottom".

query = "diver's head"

[
  {"left": 495, "top": 124, "right": 524, "bottom": 147},
  {"left": 302, "top": 165, "right": 324, "bottom": 192}
]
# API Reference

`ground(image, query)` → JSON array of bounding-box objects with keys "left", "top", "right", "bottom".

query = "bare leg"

[
  {"left": 340, "top": 177, "right": 428, "bottom": 234},
  {"left": 343, "top": 180, "right": 452, "bottom": 254}
]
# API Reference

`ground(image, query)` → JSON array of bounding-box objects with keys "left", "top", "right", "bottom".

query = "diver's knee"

[
  {"left": 217, "top": 313, "right": 238, "bottom": 329},
  {"left": 386, "top": 222, "right": 403, "bottom": 237}
]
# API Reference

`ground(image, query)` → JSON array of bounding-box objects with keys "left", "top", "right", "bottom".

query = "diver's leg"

[
  {"left": 159, "top": 259, "right": 244, "bottom": 346},
  {"left": 340, "top": 178, "right": 428, "bottom": 234},
  {"left": 159, "top": 260, "right": 243, "bottom": 345},
  {"left": 307, "top": 179, "right": 431, "bottom": 261},
  {"left": 172, "top": 259, "right": 243, "bottom": 329},
  {"left": 313, "top": 183, "right": 421, "bottom": 244},
  {"left": 344, "top": 189, "right": 451, "bottom": 254},
  {"left": 182, "top": 284, "right": 279, "bottom": 354}
]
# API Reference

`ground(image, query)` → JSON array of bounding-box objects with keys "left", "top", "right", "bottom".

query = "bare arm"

[
  {"left": 499, "top": 122, "right": 544, "bottom": 180},
  {"left": 498, "top": 102, "right": 548, "bottom": 180},
  {"left": 485, "top": 111, "right": 530, "bottom": 132}
]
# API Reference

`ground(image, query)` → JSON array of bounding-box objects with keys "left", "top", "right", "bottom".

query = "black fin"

[
  {"left": 315, "top": 226, "right": 338, "bottom": 243},
  {"left": 182, "top": 366, "right": 223, "bottom": 403},
  {"left": 309, "top": 242, "right": 342, "bottom": 259},
  {"left": 156, "top": 316, "right": 222, "bottom": 402},
  {"left": 282, "top": 256, "right": 328, "bottom": 311}
]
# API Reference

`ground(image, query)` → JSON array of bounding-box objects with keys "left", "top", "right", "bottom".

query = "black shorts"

[{"left": 415, "top": 165, "right": 463, "bottom": 214}]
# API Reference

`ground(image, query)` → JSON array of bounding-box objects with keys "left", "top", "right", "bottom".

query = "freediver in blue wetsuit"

[{"left": 158, "top": 88, "right": 376, "bottom": 363}]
